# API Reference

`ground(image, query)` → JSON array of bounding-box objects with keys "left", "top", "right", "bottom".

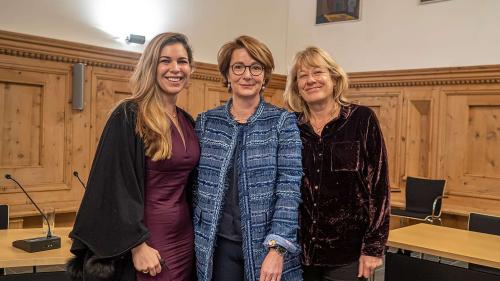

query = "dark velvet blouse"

[{"left": 297, "top": 104, "right": 390, "bottom": 267}]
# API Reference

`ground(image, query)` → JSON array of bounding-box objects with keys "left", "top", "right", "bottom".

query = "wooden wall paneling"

[
  {"left": 89, "top": 67, "right": 133, "bottom": 156},
  {"left": 69, "top": 64, "right": 93, "bottom": 199},
  {"left": 0, "top": 53, "right": 85, "bottom": 220},
  {"left": 204, "top": 83, "right": 227, "bottom": 111},
  {"left": 0, "top": 31, "right": 137, "bottom": 222},
  {"left": 175, "top": 88, "right": 189, "bottom": 113},
  {"left": 399, "top": 87, "right": 440, "bottom": 187},
  {"left": 440, "top": 88, "right": 500, "bottom": 200},
  {"left": 0, "top": 30, "right": 140, "bottom": 71},
  {"left": 0, "top": 78, "right": 41, "bottom": 167},
  {"left": 3, "top": 30, "right": 500, "bottom": 227},
  {"left": 269, "top": 89, "right": 285, "bottom": 108},
  {"left": 346, "top": 89, "right": 403, "bottom": 188},
  {"left": 181, "top": 79, "right": 206, "bottom": 117},
  {"left": 0, "top": 61, "right": 70, "bottom": 191}
]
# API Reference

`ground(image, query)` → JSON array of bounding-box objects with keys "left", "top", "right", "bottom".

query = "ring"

[{"left": 142, "top": 270, "right": 149, "bottom": 274}]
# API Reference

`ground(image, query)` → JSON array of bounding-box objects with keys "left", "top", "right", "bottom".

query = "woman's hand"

[
  {"left": 259, "top": 250, "right": 284, "bottom": 281},
  {"left": 358, "top": 255, "right": 382, "bottom": 278},
  {"left": 131, "top": 242, "right": 162, "bottom": 276}
]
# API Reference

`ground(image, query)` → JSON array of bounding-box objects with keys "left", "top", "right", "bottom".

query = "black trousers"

[
  {"left": 212, "top": 236, "right": 245, "bottom": 281},
  {"left": 303, "top": 262, "right": 367, "bottom": 281}
]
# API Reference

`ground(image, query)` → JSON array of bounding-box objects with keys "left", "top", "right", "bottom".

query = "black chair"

[
  {"left": 0, "top": 205, "right": 7, "bottom": 276},
  {"left": 391, "top": 176, "right": 446, "bottom": 224},
  {"left": 468, "top": 212, "right": 500, "bottom": 276},
  {"left": 0, "top": 204, "right": 7, "bottom": 230}
]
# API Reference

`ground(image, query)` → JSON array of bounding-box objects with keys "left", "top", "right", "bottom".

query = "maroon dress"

[{"left": 137, "top": 109, "right": 200, "bottom": 281}]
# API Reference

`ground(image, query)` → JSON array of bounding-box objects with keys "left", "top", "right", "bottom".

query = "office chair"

[
  {"left": 0, "top": 204, "right": 7, "bottom": 276},
  {"left": 391, "top": 176, "right": 446, "bottom": 224},
  {"left": 468, "top": 212, "right": 500, "bottom": 276},
  {"left": 0, "top": 204, "right": 7, "bottom": 230}
]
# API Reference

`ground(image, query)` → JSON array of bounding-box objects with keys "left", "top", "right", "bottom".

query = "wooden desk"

[
  {"left": 388, "top": 223, "right": 500, "bottom": 269},
  {"left": 0, "top": 227, "right": 73, "bottom": 268}
]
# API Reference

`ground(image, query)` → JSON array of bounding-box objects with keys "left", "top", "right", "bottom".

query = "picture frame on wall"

[
  {"left": 420, "top": 0, "right": 450, "bottom": 4},
  {"left": 316, "top": 0, "right": 361, "bottom": 24}
]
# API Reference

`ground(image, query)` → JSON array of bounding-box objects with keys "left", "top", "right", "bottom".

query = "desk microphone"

[
  {"left": 4, "top": 174, "right": 61, "bottom": 252},
  {"left": 73, "top": 171, "right": 86, "bottom": 189}
]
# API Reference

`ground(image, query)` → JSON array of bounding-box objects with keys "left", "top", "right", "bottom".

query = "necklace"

[
  {"left": 310, "top": 121, "right": 326, "bottom": 135},
  {"left": 230, "top": 106, "right": 251, "bottom": 123},
  {"left": 165, "top": 108, "right": 186, "bottom": 148},
  {"left": 164, "top": 109, "right": 180, "bottom": 130},
  {"left": 310, "top": 119, "right": 329, "bottom": 135},
  {"left": 165, "top": 110, "right": 177, "bottom": 119},
  {"left": 309, "top": 104, "right": 340, "bottom": 135},
  {"left": 164, "top": 108, "right": 177, "bottom": 120}
]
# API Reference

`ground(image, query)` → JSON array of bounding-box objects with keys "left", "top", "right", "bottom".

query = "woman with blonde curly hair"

[
  {"left": 284, "top": 46, "right": 390, "bottom": 281},
  {"left": 68, "top": 32, "right": 199, "bottom": 281}
]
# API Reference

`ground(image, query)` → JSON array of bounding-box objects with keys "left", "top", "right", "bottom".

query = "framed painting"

[
  {"left": 316, "top": 0, "right": 361, "bottom": 24},
  {"left": 420, "top": 0, "right": 450, "bottom": 4}
]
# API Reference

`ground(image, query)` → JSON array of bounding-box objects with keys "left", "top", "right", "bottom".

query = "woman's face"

[
  {"left": 296, "top": 63, "right": 336, "bottom": 106},
  {"left": 227, "top": 48, "right": 265, "bottom": 100},
  {"left": 156, "top": 42, "right": 191, "bottom": 96}
]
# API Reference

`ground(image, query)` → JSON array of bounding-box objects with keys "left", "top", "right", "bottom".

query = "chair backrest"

[
  {"left": 468, "top": 212, "right": 500, "bottom": 275},
  {"left": 0, "top": 204, "right": 8, "bottom": 229},
  {"left": 468, "top": 213, "right": 500, "bottom": 236},
  {"left": 405, "top": 177, "right": 446, "bottom": 215}
]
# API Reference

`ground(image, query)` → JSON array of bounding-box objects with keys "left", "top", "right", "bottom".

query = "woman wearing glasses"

[
  {"left": 284, "top": 47, "right": 390, "bottom": 281},
  {"left": 193, "top": 35, "right": 303, "bottom": 281}
]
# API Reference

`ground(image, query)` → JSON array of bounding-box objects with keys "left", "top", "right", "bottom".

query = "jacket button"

[
  {"left": 314, "top": 185, "right": 318, "bottom": 190},
  {"left": 318, "top": 153, "right": 322, "bottom": 157},
  {"left": 313, "top": 220, "right": 317, "bottom": 224},
  {"left": 316, "top": 169, "right": 320, "bottom": 173},
  {"left": 311, "top": 237, "right": 316, "bottom": 241},
  {"left": 313, "top": 203, "right": 317, "bottom": 207}
]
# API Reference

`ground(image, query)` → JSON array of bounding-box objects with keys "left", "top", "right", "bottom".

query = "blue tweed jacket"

[{"left": 193, "top": 98, "right": 303, "bottom": 281}]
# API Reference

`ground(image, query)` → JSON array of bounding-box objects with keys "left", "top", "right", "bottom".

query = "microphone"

[
  {"left": 73, "top": 171, "right": 86, "bottom": 189},
  {"left": 4, "top": 174, "right": 61, "bottom": 252}
]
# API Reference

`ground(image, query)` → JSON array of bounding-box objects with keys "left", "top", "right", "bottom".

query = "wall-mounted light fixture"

[{"left": 126, "top": 34, "right": 146, "bottom": 44}]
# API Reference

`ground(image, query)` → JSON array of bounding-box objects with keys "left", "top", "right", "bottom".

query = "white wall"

[
  {"left": 0, "top": 0, "right": 289, "bottom": 72},
  {"left": 286, "top": 0, "right": 500, "bottom": 72},
  {"left": 1, "top": 0, "right": 500, "bottom": 74}
]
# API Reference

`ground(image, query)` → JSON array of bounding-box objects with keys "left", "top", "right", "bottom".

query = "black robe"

[{"left": 68, "top": 101, "right": 195, "bottom": 281}]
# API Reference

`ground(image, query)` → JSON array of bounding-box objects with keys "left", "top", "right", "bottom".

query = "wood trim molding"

[
  {"left": 349, "top": 65, "right": 500, "bottom": 88},
  {"left": 0, "top": 30, "right": 139, "bottom": 70},
  {"left": 0, "top": 30, "right": 287, "bottom": 88}
]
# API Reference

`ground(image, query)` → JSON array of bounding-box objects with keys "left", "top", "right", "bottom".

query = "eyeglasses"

[{"left": 231, "top": 63, "right": 264, "bottom": 76}]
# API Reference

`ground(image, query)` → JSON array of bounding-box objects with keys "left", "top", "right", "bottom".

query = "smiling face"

[
  {"left": 227, "top": 48, "right": 265, "bottom": 100},
  {"left": 296, "top": 64, "right": 336, "bottom": 106},
  {"left": 156, "top": 42, "right": 191, "bottom": 96}
]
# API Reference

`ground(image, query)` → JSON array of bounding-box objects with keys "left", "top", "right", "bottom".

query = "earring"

[
  {"left": 261, "top": 85, "right": 266, "bottom": 92},
  {"left": 228, "top": 83, "right": 231, "bottom": 91}
]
